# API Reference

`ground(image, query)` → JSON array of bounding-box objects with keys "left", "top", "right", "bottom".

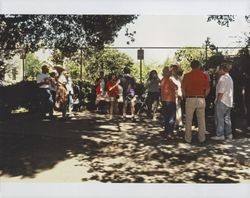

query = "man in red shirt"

[{"left": 181, "top": 60, "right": 210, "bottom": 143}]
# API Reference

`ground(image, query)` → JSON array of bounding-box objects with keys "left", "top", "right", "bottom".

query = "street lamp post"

[
  {"left": 205, "top": 37, "right": 210, "bottom": 66},
  {"left": 137, "top": 48, "right": 144, "bottom": 83},
  {"left": 209, "top": 44, "right": 218, "bottom": 55},
  {"left": 20, "top": 49, "right": 26, "bottom": 81}
]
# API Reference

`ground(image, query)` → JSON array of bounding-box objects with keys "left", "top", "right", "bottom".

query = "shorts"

[
  {"left": 109, "top": 96, "right": 116, "bottom": 102},
  {"left": 125, "top": 94, "right": 136, "bottom": 103},
  {"left": 117, "top": 95, "right": 124, "bottom": 103}
]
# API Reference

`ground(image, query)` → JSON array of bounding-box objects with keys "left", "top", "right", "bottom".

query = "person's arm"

[
  {"left": 145, "top": 79, "right": 150, "bottom": 89},
  {"left": 37, "top": 75, "right": 50, "bottom": 86},
  {"left": 37, "top": 80, "right": 49, "bottom": 87},
  {"left": 170, "top": 77, "right": 178, "bottom": 90},
  {"left": 95, "top": 78, "right": 100, "bottom": 86},
  {"left": 215, "top": 77, "right": 225, "bottom": 102},
  {"left": 181, "top": 75, "right": 186, "bottom": 98},
  {"left": 112, "top": 79, "right": 120, "bottom": 89},
  {"left": 204, "top": 73, "right": 210, "bottom": 97},
  {"left": 159, "top": 79, "right": 164, "bottom": 101},
  {"left": 205, "top": 83, "right": 210, "bottom": 97},
  {"left": 109, "top": 79, "right": 120, "bottom": 91},
  {"left": 216, "top": 93, "right": 224, "bottom": 102},
  {"left": 58, "top": 75, "right": 67, "bottom": 86}
]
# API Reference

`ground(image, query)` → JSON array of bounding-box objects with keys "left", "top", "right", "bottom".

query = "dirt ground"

[{"left": 0, "top": 111, "right": 250, "bottom": 183}]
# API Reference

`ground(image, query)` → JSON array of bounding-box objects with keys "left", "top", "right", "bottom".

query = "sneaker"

[
  {"left": 226, "top": 134, "right": 233, "bottom": 140},
  {"left": 211, "top": 136, "right": 225, "bottom": 140},
  {"left": 108, "top": 115, "right": 113, "bottom": 120},
  {"left": 247, "top": 126, "right": 250, "bottom": 131},
  {"left": 198, "top": 140, "right": 207, "bottom": 146},
  {"left": 152, "top": 116, "right": 157, "bottom": 121},
  {"left": 205, "top": 131, "right": 210, "bottom": 135},
  {"left": 49, "top": 115, "right": 56, "bottom": 120},
  {"left": 167, "top": 134, "right": 174, "bottom": 140},
  {"left": 184, "top": 139, "right": 191, "bottom": 144},
  {"left": 131, "top": 116, "right": 136, "bottom": 122}
]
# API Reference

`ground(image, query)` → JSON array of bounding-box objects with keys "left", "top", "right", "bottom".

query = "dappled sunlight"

[{"left": 0, "top": 111, "right": 250, "bottom": 182}]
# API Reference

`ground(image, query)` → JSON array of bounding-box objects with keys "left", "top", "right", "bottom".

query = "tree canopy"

[
  {"left": 207, "top": 15, "right": 250, "bottom": 75},
  {"left": 82, "top": 48, "right": 134, "bottom": 82},
  {"left": 207, "top": 15, "right": 236, "bottom": 27},
  {"left": 0, "top": 15, "right": 137, "bottom": 63},
  {"left": 24, "top": 53, "right": 41, "bottom": 80},
  {"left": 45, "top": 47, "right": 134, "bottom": 82},
  {"left": 173, "top": 48, "right": 205, "bottom": 72}
]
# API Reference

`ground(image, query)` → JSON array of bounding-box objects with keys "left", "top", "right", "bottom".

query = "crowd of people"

[
  {"left": 95, "top": 67, "right": 137, "bottom": 120},
  {"left": 36, "top": 63, "right": 76, "bottom": 119},
  {"left": 36, "top": 59, "right": 250, "bottom": 144},
  {"left": 93, "top": 60, "right": 239, "bottom": 144}
]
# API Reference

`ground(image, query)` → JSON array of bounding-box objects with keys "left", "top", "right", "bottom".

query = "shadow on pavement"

[{"left": 0, "top": 111, "right": 250, "bottom": 183}]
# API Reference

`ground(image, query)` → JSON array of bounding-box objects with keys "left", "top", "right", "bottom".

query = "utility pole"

[{"left": 205, "top": 37, "right": 210, "bottom": 66}]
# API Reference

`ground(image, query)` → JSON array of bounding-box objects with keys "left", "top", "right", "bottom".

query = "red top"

[
  {"left": 107, "top": 80, "right": 118, "bottom": 97},
  {"left": 95, "top": 78, "right": 105, "bottom": 95},
  {"left": 181, "top": 69, "right": 210, "bottom": 96},
  {"left": 160, "top": 77, "right": 176, "bottom": 102},
  {"left": 96, "top": 85, "right": 101, "bottom": 95}
]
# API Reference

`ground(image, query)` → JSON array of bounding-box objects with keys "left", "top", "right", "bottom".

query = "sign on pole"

[
  {"left": 137, "top": 48, "right": 144, "bottom": 82},
  {"left": 137, "top": 48, "right": 144, "bottom": 60}
]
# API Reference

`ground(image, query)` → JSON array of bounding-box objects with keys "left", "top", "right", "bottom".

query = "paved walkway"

[{"left": 0, "top": 111, "right": 250, "bottom": 183}]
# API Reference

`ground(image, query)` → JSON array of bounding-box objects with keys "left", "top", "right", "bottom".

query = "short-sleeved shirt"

[
  {"left": 216, "top": 73, "right": 234, "bottom": 107},
  {"left": 95, "top": 78, "right": 106, "bottom": 95},
  {"left": 181, "top": 69, "right": 209, "bottom": 97},
  {"left": 146, "top": 78, "right": 160, "bottom": 93},
  {"left": 170, "top": 76, "right": 182, "bottom": 98},
  {"left": 49, "top": 78, "right": 57, "bottom": 92},
  {"left": 107, "top": 80, "right": 119, "bottom": 97},
  {"left": 37, "top": 73, "right": 50, "bottom": 89},
  {"left": 160, "top": 77, "right": 176, "bottom": 102},
  {"left": 58, "top": 74, "right": 67, "bottom": 84},
  {"left": 121, "top": 74, "right": 136, "bottom": 96}
]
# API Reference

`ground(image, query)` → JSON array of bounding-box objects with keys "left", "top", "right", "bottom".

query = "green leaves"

[
  {"left": 83, "top": 48, "right": 134, "bottom": 82},
  {"left": 207, "top": 15, "right": 235, "bottom": 27},
  {"left": 174, "top": 48, "right": 205, "bottom": 72},
  {"left": 0, "top": 15, "right": 137, "bottom": 64},
  {"left": 25, "top": 53, "right": 41, "bottom": 80}
]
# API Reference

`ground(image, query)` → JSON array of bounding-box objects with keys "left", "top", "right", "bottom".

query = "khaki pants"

[{"left": 185, "top": 98, "right": 206, "bottom": 143}]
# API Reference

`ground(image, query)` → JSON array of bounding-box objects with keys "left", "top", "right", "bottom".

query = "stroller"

[
  {"left": 136, "top": 91, "right": 160, "bottom": 120},
  {"left": 135, "top": 92, "right": 148, "bottom": 115}
]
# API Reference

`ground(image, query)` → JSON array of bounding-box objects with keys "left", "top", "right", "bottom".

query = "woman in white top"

[
  {"left": 170, "top": 65, "right": 184, "bottom": 128},
  {"left": 65, "top": 73, "right": 74, "bottom": 115}
]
